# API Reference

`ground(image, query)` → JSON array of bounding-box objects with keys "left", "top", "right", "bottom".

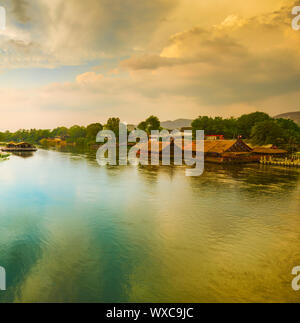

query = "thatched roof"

[
  {"left": 17, "top": 142, "right": 35, "bottom": 147},
  {"left": 252, "top": 147, "right": 287, "bottom": 154},
  {"left": 183, "top": 139, "right": 252, "bottom": 154},
  {"left": 6, "top": 142, "right": 35, "bottom": 148},
  {"left": 136, "top": 139, "right": 252, "bottom": 156},
  {"left": 137, "top": 140, "right": 174, "bottom": 154}
]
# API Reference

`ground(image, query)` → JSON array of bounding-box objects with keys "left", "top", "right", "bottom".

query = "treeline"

[
  {"left": 0, "top": 113, "right": 299, "bottom": 151},
  {"left": 0, "top": 117, "right": 125, "bottom": 147},
  {"left": 0, "top": 123, "right": 103, "bottom": 146},
  {"left": 0, "top": 117, "right": 156, "bottom": 147},
  {"left": 192, "top": 112, "right": 300, "bottom": 151}
]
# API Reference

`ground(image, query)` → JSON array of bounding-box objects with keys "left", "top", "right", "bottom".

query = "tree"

[
  {"left": 105, "top": 118, "right": 120, "bottom": 137},
  {"left": 237, "top": 112, "right": 270, "bottom": 138},
  {"left": 86, "top": 123, "right": 103, "bottom": 141},
  {"left": 192, "top": 116, "right": 215, "bottom": 135},
  {"left": 192, "top": 116, "right": 238, "bottom": 138},
  {"left": 275, "top": 118, "right": 300, "bottom": 135},
  {"left": 105, "top": 118, "right": 120, "bottom": 130},
  {"left": 223, "top": 117, "right": 238, "bottom": 138},
  {"left": 137, "top": 121, "right": 147, "bottom": 132},
  {"left": 52, "top": 127, "right": 69, "bottom": 139},
  {"left": 250, "top": 120, "right": 285, "bottom": 146},
  {"left": 68, "top": 125, "right": 87, "bottom": 141},
  {"left": 138, "top": 116, "right": 161, "bottom": 134},
  {"left": 275, "top": 118, "right": 300, "bottom": 152}
]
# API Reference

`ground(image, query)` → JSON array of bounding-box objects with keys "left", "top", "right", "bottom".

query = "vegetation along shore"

[{"left": 0, "top": 112, "right": 299, "bottom": 155}]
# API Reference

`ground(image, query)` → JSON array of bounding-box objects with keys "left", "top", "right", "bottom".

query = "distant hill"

[
  {"left": 274, "top": 111, "right": 300, "bottom": 125},
  {"left": 161, "top": 119, "right": 193, "bottom": 130}
]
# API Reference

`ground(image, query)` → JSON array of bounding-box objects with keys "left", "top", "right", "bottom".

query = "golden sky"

[{"left": 0, "top": 0, "right": 299, "bottom": 130}]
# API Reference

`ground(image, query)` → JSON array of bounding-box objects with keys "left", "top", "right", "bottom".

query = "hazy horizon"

[{"left": 2, "top": 111, "right": 300, "bottom": 132}]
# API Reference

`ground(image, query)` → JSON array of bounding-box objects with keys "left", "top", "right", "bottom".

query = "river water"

[{"left": 0, "top": 149, "right": 299, "bottom": 302}]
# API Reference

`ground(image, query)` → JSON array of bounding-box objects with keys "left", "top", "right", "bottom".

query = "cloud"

[
  {"left": 119, "top": 1, "right": 300, "bottom": 107},
  {"left": 11, "top": 0, "right": 30, "bottom": 23},
  {"left": 76, "top": 72, "right": 104, "bottom": 85},
  {"left": 1, "top": 0, "right": 300, "bottom": 130},
  {"left": 0, "top": 0, "right": 179, "bottom": 68},
  {"left": 121, "top": 55, "right": 181, "bottom": 70}
]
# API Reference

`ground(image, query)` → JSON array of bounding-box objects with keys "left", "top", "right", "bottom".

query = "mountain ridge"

[
  {"left": 274, "top": 111, "right": 300, "bottom": 125},
  {"left": 160, "top": 112, "right": 300, "bottom": 129},
  {"left": 160, "top": 118, "right": 193, "bottom": 130}
]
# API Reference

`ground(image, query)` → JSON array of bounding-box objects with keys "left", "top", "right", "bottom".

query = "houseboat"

[
  {"left": 136, "top": 138, "right": 256, "bottom": 164},
  {"left": 183, "top": 139, "right": 256, "bottom": 164},
  {"left": 251, "top": 147, "right": 287, "bottom": 158},
  {"left": 1, "top": 142, "right": 38, "bottom": 152},
  {"left": 132, "top": 137, "right": 291, "bottom": 165}
]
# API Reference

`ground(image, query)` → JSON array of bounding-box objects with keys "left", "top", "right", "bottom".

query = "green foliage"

[
  {"left": 191, "top": 112, "right": 300, "bottom": 151},
  {"left": 52, "top": 127, "right": 68, "bottom": 139},
  {"left": 0, "top": 112, "right": 299, "bottom": 152},
  {"left": 0, "top": 129, "right": 51, "bottom": 144},
  {"left": 104, "top": 118, "right": 120, "bottom": 137},
  {"left": 250, "top": 120, "right": 285, "bottom": 146},
  {"left": 237, "top": 112, "right": 270, "bottom": 138},
  {"left": 86, "top": 123, "right": 103, "bottom": 140},
  {"left": 192, "top": 116, "right": 238, "bottom": 138},
  {"left": 137, "top": 115, "right": 161, "bottom": 134},
  {"left": 0, "top": 153, "right": 9, "bottom": 161},
  {"left": 137, "top": 121, "right": 147, "bottom": 132},
  {"left": 250, "top": 118, "right": 300, "bottom": 152},
  {"left": 0, "top": 123, "right": 103, "bottom": 147},
  {"left": 68, "top": 125, "right": 87, "bottom": 142}
]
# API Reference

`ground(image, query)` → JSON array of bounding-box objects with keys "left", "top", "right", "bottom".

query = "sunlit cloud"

[{"left": 0, "top": 0, "right": 299, "bottom": 130}]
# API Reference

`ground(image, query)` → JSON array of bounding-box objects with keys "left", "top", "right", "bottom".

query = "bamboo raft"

[{"left": 260, "top": 156, "right": 300, "bottom": 167}]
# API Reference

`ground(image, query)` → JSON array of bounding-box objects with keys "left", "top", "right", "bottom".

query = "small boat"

[{"left": 1, "top": 142, "right": 38, "bottom": 152}]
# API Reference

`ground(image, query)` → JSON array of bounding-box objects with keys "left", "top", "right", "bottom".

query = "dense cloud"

[
  {"left": 11, "top": 0, "right": 30, "bottom": 23},
  {"left": 0, "top": 0, "right": 299, "bottom": 130},
  {"left": 0, "top": 0, "right": 178, "bottom": 67},
  {"left": 120, "top": 1, "right": 300, "bottom": 106}
]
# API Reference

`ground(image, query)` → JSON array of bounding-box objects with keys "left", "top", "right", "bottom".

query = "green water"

[{"left": 0, "top": 149, "right": 300, "bottom": 303}]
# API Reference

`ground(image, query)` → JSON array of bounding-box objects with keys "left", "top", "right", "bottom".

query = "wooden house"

[
  {"left": 183, "top": 139, "right": 255, "bottom": 164},
  {"left": 251, "top": 147, "right": 287, "bottom": 158},
  {"left": 136, "top": 138, "right": 256, "bottom": 164},
  {"left": 2, "top": 142, "right": 37, "bottom": 152}
]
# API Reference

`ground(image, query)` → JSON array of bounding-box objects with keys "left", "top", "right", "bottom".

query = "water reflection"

[
  {"left": 11, "top": 152, "right": 35, "bottom": 158},
  {"left": 0, "top": 149, "right": 299, "bottom": 303}
]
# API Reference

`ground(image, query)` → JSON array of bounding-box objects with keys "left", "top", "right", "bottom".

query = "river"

[{"left": 0, "top": 149, "right": 299, "bottom": 302}]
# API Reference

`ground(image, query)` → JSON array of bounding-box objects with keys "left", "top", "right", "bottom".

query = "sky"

[{"left": 0, "top": 0, "right": 300, "bottom": 130}]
